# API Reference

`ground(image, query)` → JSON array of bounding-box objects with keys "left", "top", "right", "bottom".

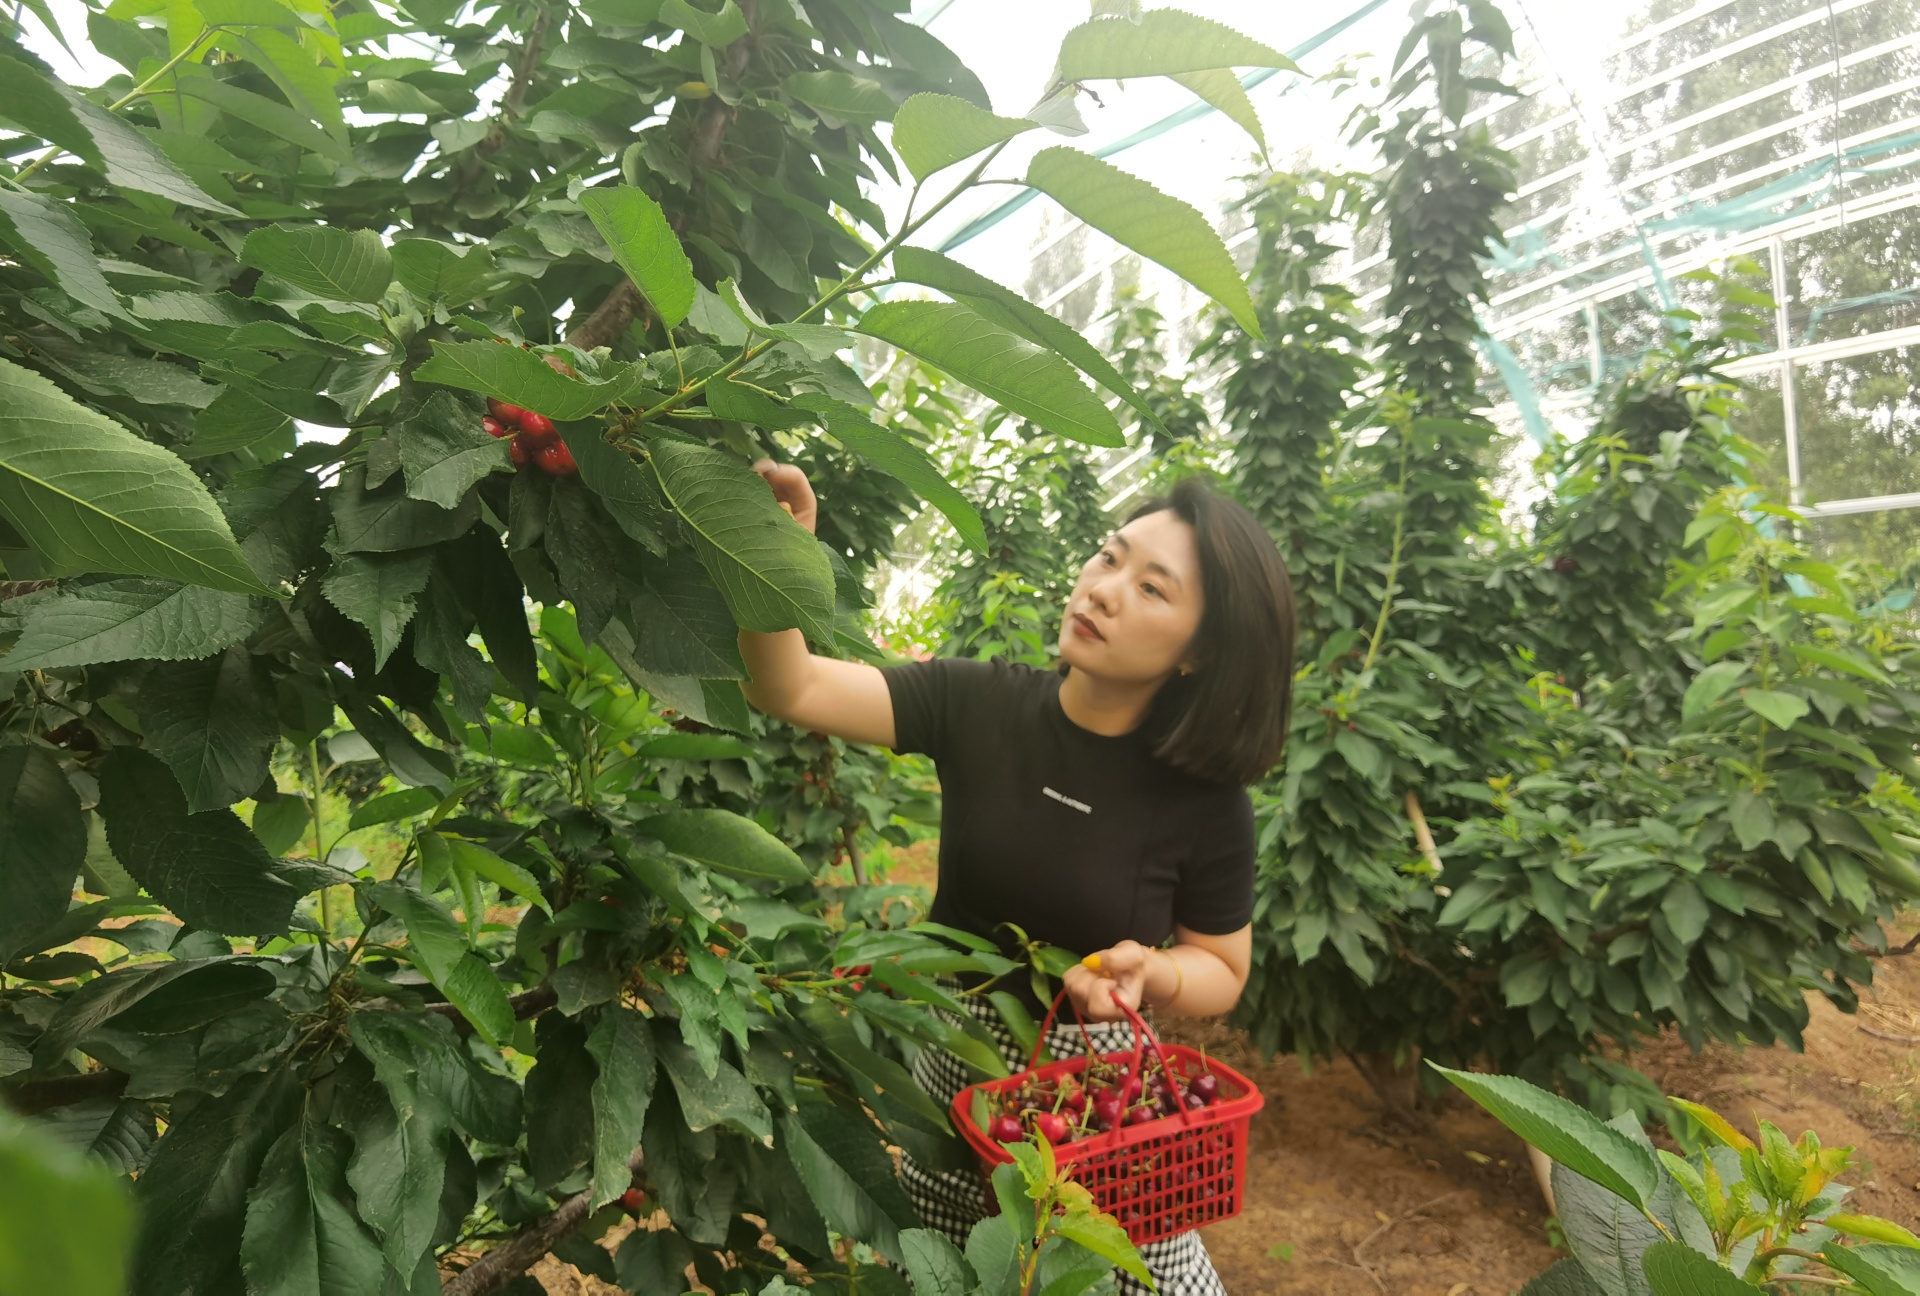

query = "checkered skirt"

[{"left": 900, "top": 994, "right": 1228, "bottom": 1296}]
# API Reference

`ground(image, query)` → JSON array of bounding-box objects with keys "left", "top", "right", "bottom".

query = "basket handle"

[{"left": 1031, "top": 988, "right": 1182, "bottom": 1102}]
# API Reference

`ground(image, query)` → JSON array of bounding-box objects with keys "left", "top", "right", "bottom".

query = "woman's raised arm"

[{"left": 737, "top": 461, "right": 898, "bottom": 748}]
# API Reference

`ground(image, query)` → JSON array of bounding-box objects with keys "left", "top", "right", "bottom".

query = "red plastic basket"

[{"left": 951, "top": 991, "right": 1263, "bottom": 1247}]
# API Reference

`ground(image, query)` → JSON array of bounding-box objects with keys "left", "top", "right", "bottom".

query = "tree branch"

[
  {"left": 502, "top": 7, "right": 555, "bottom": 123},
  {"left": 427, "top": 983, "right": 558, "bottom": 1035},
  {"left": 3, "top": 1068, "right": 128, "bottom": 1115},
  {"left": 442, "top": 1147, "right": 646, "bottom": 1296}
]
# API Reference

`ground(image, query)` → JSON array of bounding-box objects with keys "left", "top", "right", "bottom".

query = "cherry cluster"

[
  {"left": 485, "top": 397, "right": 576, "bottom": 476},
  {"left": 988, "top": 1053, "right": 1223, "bottom": 1147}
]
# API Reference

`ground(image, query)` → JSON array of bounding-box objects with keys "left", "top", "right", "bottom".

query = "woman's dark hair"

[{"left": 1116, "top": 476, "right": 1295, "bottom": 787}]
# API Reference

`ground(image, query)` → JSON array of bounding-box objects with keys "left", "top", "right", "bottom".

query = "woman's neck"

[{"left": 1056, "top": 665, "right": 1162, "bottom": 737}]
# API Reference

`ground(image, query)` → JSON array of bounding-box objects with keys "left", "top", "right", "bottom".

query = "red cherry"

[
  {"left": 619, "top": 1187, "right": 645, "bottom": 1214},
  {"left": 534, "top": 440, "right": 577, "bottom": 476},
  {"left": 1190, "top": 1074, "right": 1219, "bottom": 1103},
  {"left": 487, "top": 398, "right": 527, "bottom": 424},
  {"left": 481, "top": 415, "right": 510, "bottom": 438},
  {"left": 849, "top": 964, "right": 872, "bottom": 976},
  {"left": 1184, "top": 1091, "right": 1208, "bottom": 1110},
  {"left": 1122, "top": 1077, "right": 1142, "bottom": 1102},
  {"left": 518, "top": 410, "right": 556, "bottom": 438},
  {"left": 848, "top": 981, "right": 863, "bottom": 993},
  {"left": 1034, "top": 1111, "right": 1069, "bottom": 1143},
  {"left": 1092, "top": 1094, "right": 1124, "bottom": 1131},
  {"left": 599, "top": 896, "right": 622, "bottom": 908},
  {"left": 509, "top": 437, "right": 529, "bottom": 468},
  {"left": 1064, "top": 1090, "right": 1088, "bottom": 1114},
  {"left": 1127, "top": 1105, "right": 1158, "bottom": 1126},
  {"left": 989, "top": 1115, "right": 1023, "bottom": 1144}
]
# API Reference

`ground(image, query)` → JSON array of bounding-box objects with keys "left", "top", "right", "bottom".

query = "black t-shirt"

[{"left": 880, "top": 656, "right": 1256, "bottom": 1004}]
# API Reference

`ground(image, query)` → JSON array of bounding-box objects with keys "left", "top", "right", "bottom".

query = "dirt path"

[{"left": 526, "top": 921, "right": 1920, "bottom": 1295}]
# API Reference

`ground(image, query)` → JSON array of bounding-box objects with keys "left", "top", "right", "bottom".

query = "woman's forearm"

[
  {"left": 738, "top": 628, "right": 814, "bottom": 719},
  {"left": 1144, "top": 945, "right": 1243, "bottom": 1016}
]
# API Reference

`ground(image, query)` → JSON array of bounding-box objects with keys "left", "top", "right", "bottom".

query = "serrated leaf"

[
  {"left": 1639, "top": 1241, "right": 1751, "bottom": 1294},
  {"left": 1, "top": 579, "right": 259, "bottom": 670},
  {"left": 240, "top": 1117, "right": 387, "bottom": 1296},
  {"left": 631, "top": 563, "right": 745, "bottom": 679},
  {"left": 98, "top": 747, "right": 299, "bottom": 935},
  {"left": 890, "top": 92, "right": 1036, "bottom": 182},
  {"left": 323, "top": 550, "right": 432, "bottom": 670},
  {"left": 784, "top": 70, "right": 896, "bottom": 124},
  {"left": 1820, "top": 1242, "right": 1920, "bottom": 1294},
  {"left": 328, "top": 463, "right": 477, "bottom": 554},
  {"left": 1057, "top": 9, "right": 1301, "bottom": 79},
  {"left": 0, "top": 745, "right": 86, "bottom": 964},
  {"left": 1826, "top": 1215, "right": 1920, "bottom": 1249},
  {"left": 782, "top": 1105, "right": 916, "bottom": 1263},
  {"left": 396, "top": 391, "right": 512, "bottom": 509},
  {"left": 0, "top": 53, "right": 96, "bottom": 162},
  {"left": 855, "top": 299, "right": 1123, "bottom": 446},
  {"left": 660, "top": 0, "right": 747, "bottom": 45},
  {"left": 639, "top": 808, "right": 811, "bottom": 885},
  {"left": 579, "top": 186, "right": 697, "bottom": 329},
  {"left": 644, "top": 436, "right": 836, "bottom": 643},
  {"left": 441, "top": 834, "right": 551, "bottom": 914},
  {"left": 342, "top": 1015, "right": 454, "bottom": 1277},
  {"left": 363, "top": 881, "right": 513, "bottom": 1044},
  {"left": 240, "top": 225, "right": 393, "bottom": 303},
  {"left": 715, "top": 279, "right": 848, "bottom": 359},
  {"left": 1025, "top": 147, "right": 1261, "bottom": 337},
  {"left": 585, "top": 1006, "right": 655, "bottom": 1209},
  {"left": 140, "top": 647, "right": 279, "bottom": 812},
  {"left": 347, "top": 787, "right": 440, "bottom": 831},
  {"left": 1665, "top": 1099, "right": 1754, "bottom": 1152},
  {"left": 1171, "top": 68, "right": 1265, "bottom": 154},
  {"left": 0, "top": 358, "right": 269, "bottom": 594},
  {"left": 899, "top": 1228, "right": 976, "bottom": 1296},
  {"left": 1519, "top": 1259, "right": 1610, "bottom": 1296},
  {"left": 1681, "top": 660, "right": 1745, "bottom": 719},
  {"left": 889, "top": 247, "right": 1160, "bottom": 436},
  {"left": 0, "top": 188, "right": 126, "bottom": 320},
  {"left": 389, "top": 239, "right": 495, "bottom": 305},
  {"left": 793, "top": 394, "right": 985, "bottom": 553},
  {"left": 1430, "top": 1064, "right": 1660, "bottom": 1212},
  {"left": 1741, "top": 689, "right": 1809, "bottom": 730},
  {"left": 416, "top": 340, "right": 652, "bottom": 420},
  {"left": 659, "top": 1034, "right": 770, "bottom": 1139},
  {"left": 1052, "top": 1213, "right": 1152, "bottom": 1285}
]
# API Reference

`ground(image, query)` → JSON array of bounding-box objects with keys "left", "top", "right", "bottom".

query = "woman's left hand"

[{"left": 1063, "top": 939, "right": 1154, "bottom": 1022}]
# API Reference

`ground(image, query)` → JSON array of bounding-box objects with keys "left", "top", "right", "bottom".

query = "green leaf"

[
  {"left": 1681, "top": 660, "right": 1746, "bottom": 718},
  {"left": 1172, "top": 69, "right": 1265, "bottom": 155},
  {"left": 440, "top": 834, "right": 551, "bottom": 914},
  {"left": 1820, "top": 1242, "right": 1920, "bottom": 1295},
  {"left": 635, "top": 733, "right": 757, "bottom": 760},
  {"left": 1741, "top": 689, "right": 1809, "bottom": 730},
  {"left": 240, "top": 1117, "right": 388, "bottom": 1296},
  {"left": 61, "top": 86, "right": 238, "bottom": 212},
  {"left": 890, "top": 93, "right": 1036, "bottom": 182},
  {"left": 526, "top": 1015, "right": 599, "bottom": 1189},
  {"left": 630, "top": 564, "right": 745, "bottom": 679},
  {"left": 889, "top": 247, "right": 1163, "bottom": 437},
  {"left": 1429, "top": 1064, "right": 1660, "bottom": 1212},
  {"left": 390, "top": 239, "right": 495, "bottom": 306},
  {"left": 140, "top": 647, "right": 279, "bottom": 812},
  {"left": 1827, "top": 1215, "right": 1920, "bottom": 1250},
  {"left": 323, "top": 550, "right": 433, "bottom": 671},
  {"left": 585, "top": 1006, "right": 656, "bottom": 1209},
  {"left": 397, "top": 391, "right": 513, "bottom": 509},
  {"left": 363, "top": 881, "right": 513, "bottom": 1043},
  {"left": 0, "top": 746, "right": 86, "bottom": 965},
  {"left": 133, "top": 1068, "right": 299, "bottom": 1296},
  {"left": 415, "top": 340, "right": 653, "bottom": 420},
  {"left": 1639, "top": 1240, "right": 1751, "bottom": 1295},
  {"left": 1792, "top": 642, "right": 1891, "bottom": 684},
  {"left": 328, "top": 463, "right": 478, "bottom": 554},
  {"left": 660, "top": 0, "right": 747, "bottom": 45},
  {"left": 644, "top": 436, "right": 837, "bottom": 643},
  {"left": 240, "top": 225, "right": 393, "bottom": 304},
  {"left": 793, "top": 394, "right": 986, "bottom": 553},
  {"left": 899, "top": 1228, "right": 976, "bottom": 1296},
  {"left": 0, "top": 1109, "right": 133, "bottom": 1296},
  {"left": 1025, "top": 147, "right": 1261, "bottom": 337},
  {"left": 558, "top": 422, "right": 671, "bottom": 553},
  {"left": 188, "top": 390, "right": 294, "bottom": 459},
  {"left": 348, "top": 787, "right": 441, "bottom": 832},
  {"left": 1056, "top": 9, "right": 1301, "bottom": 79},
  {"left": 1519, "top": 1259, "right": 1610, "bottom": 1296},
  {"left": 783, "top": 70, "right": 896, "bottom": 124},
  {"left": 0, "top": 54, "right": 98, "bottom": 163},
  {"left": 715, "top": 279, "right": 849, "bottom": 359},
  {"left": 0, "top": 188, "right": 126, "bottom": 320},
  {"left": 579, "top": 186, "right": 697, "bottom": 329},
  {"left": 343, "top": 1014, "right": 456, "bottom": 1277},
  {"left": 639, "top": 808, "right": 811, "bottom": 885},
  {"left": 782, "top": 1105, "right": 916, "bottom": 1264},
  {"left": 1, "top": 579, "right": 260, "bottom": 670},
  {"left": 658, "top": 1034, "right": 771, "bottom": 1139},
  {"left": 0, "top": 357, "right": 269, "bottom": 594},
  {"left": 1052, "top": 1213, "right": 1152, "bottom": 1286},
  {"left": 98, "top": 747, "right": 299, "bottom": 935},
  {"left": 855, "top": 300, "right": 1124, "bottom": 447}
]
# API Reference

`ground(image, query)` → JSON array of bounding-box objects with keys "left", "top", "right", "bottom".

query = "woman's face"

[{"left": 1058, "top": 509, "right": 1206, "bottom": 684}]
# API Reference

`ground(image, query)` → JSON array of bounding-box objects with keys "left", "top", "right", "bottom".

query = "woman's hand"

[
  {"left": 751, "top": 458, "right": 817, "bottom": 535},
  {"left": 1063, "top": 939, "right": 1158, "bottom": 1022}
]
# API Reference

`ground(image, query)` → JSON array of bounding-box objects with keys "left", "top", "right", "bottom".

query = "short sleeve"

[
  {"left": 1173, "top": 789, "right": 1256, "bottom": 934},
  {"left": 878, "top": 657, "right": 998, "bottom": 762}
]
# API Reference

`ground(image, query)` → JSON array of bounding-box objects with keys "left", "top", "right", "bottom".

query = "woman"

[{"left": 742, "top": 458, "right": 1295, "bottom": 1296}]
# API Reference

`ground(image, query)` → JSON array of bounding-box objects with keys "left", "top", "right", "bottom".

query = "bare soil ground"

[{"left": 526, "top": 910, "right": 1920, "bottom": 1296}]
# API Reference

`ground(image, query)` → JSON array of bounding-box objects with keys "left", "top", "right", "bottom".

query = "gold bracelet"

[{"left": 1159, "top": 949, "right": 1185, "bottom": 1006}]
